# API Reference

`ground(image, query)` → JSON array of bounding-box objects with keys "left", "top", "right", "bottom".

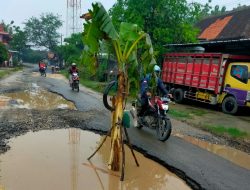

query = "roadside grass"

[
  {"left": 169, "top": 107, "right": 248, "bottom": 139},
  {"left": 169, "top": 109, "right": 191, "bottom": 119},
  {"left": 190, "top": 109, "right": 207, "bottom": 116},
  {"left": 80, "top": 79, "right": 107, "bottom": 93},
  {"left": 169, "top": 108, "right": 207, "bottom": 119},
  {"left": 204, "top": 124, "right": 249, "bottom": 139},
  {"left": 0, "top": 67, "right": 23, "bottom": 79}
]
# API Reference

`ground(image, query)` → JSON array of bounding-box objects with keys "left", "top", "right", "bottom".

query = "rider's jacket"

[
  {"left": 39, "top": 63, "right": 46, "bottom": 69},
  {"left": 140, "top": 73, "right": 168, "bottom": 98},
  {"left": 69, "top": 67, "right": 78, "bottom": 75}
]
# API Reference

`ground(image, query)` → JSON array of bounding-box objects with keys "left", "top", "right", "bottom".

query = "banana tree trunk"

[{"left": 108, "top": 72, "right": 126, "bottom": 171}]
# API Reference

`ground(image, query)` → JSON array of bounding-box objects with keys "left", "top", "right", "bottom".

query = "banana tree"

[{"left": 81, "top": 2, "right": 156, "bottom": 171}]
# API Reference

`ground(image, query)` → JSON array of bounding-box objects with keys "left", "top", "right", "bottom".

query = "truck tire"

[
  {"left": 173, "top": 88, "right": 184, "bottom": 103},
  {"left": 222, "top": 96, "right": 238, "bottom": 115}
]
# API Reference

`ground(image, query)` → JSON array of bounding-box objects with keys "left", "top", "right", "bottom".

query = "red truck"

[{"left": 162, "top": 53, "right": 250, "bottom": 114}]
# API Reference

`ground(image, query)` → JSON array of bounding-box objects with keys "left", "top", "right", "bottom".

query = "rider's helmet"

[
  {"left": 153, "top": 65, "right": 161, "bottom": 73},
  {"left": 72, "top": 63, "right": 76, "bottom": 68}
]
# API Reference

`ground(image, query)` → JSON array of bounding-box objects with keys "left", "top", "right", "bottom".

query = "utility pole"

[{"left": 66, "top": 0, "right": 82, "bottom": 37}]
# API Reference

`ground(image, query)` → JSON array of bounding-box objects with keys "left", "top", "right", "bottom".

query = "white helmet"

[
  {"left": 154, "top": 65, "right": 161, "bottom": 72},
  {"left": 72, "top": 63, "right": 76, "bottom": 66}
]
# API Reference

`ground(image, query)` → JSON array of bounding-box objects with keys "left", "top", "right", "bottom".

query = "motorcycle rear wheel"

[
  {"left": 156, "top": 118, "right": 172, "bottom": 142},
  {"left": 136, "top": 117, "right": 144, "bottom": 129}
]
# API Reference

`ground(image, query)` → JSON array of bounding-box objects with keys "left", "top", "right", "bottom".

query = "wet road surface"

[{"left": 0, "top": 64, "right": 249, "bottom": 190}]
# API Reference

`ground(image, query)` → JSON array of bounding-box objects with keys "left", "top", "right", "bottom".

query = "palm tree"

[{"left": 81, "top": 2, "right": 156, "bottom": 172}]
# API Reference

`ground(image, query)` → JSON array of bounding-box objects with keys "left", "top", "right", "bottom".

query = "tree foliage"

[
  {"left": 55, "top": 33, "right": 84, "bottom": 67},
  {"left": 9, "top": 26, "right": 28, "bottom": 53},
  {"left": 109, "top": 0, "right": 201, "bottom": 59},
  {"left": 109, "top": 0, "right": 227, "bottom": 60},
  {"left": 0, "top": 42, "right": 8, "bottom": 64},
  {"left": 24, "top": 13, "right": 62, "bottom": 50},
  {"left": 21, "top": 49, "right": 47, "bottom": 63},
  {"left": 189, "top": 0, "right": 226, "bottom": 20}
]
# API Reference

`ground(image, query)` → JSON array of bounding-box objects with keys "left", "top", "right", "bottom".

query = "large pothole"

[
  {"left": 0, "top": 83, "right": 75, "bottom": 110},
  {"left": 0, "top": 129, "right": 191, "bottom": 190}
]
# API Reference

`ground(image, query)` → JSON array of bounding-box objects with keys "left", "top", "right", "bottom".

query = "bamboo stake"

[
  {"left": 123, "top": 127, "right": 139, "bottom": 167},
  {"left": 87, "top": 125, "right": 114, "bottom": 160},
  {"left": 120, "top": 125, "right": 125, "bottom": 181}
]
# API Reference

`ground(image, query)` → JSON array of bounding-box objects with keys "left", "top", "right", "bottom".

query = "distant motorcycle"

[
  {"left": 51, "top": 66, "right": 55, "bottom": 74},
  {"left": 39, "top": 67, "right": 46, "bottom": 77},
  {"left": 55, "top": 65, "right": 60, "bottom": 73},
  {"left": 71, "top": 72, "right": 80, "bottom": 92},
  {"left": 132, "top": 96, "right": 172, "bottom": 142}
]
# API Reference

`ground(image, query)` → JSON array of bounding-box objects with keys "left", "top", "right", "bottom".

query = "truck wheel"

[
  {"left": 173, "top": 88, "right": 184, "bottom": 103},
  {"left": 222, "top": 96, "right": 238, "bottom": 115}
]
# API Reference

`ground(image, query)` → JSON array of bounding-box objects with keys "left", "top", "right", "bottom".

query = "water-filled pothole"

[
  {"left": 0, "top": 129, "right": 191, "bottom": 190},
  {"left": 0, "top": 83, "right": 75, "bottom": 110}
]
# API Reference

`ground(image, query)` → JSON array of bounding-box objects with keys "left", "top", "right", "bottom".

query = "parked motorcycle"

[
  {"left": 39, "top": 67, "right": 46, "bottom": 77},
  {"left": 131, "top": 96, "right": 172, "bottom": 142},
  {"left": 71, "top": 72, "right": 80, "bottom": 92}
]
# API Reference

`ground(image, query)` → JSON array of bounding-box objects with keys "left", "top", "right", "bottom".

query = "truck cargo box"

[{"left": 162, "top": 53, "right": 250, "bottom": 94}]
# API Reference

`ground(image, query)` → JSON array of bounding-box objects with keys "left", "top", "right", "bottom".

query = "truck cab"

[{"left": 222, "top": 62, "right": 250, "bottom": 114}]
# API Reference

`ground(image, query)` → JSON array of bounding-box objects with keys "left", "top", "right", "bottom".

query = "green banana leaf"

[{"left": 81, "top": 2, "right": 156, "bottom": 89}]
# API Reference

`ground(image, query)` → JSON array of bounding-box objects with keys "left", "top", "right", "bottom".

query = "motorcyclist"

[
  {"left": 68, "top": 63, "right": 79, "bottom": 86},
  {"left": 139, "top": 65, "right": 172, "bottom": 116},
  {"left": 38, "top": 60, "right": 47, "bottom": 73}
]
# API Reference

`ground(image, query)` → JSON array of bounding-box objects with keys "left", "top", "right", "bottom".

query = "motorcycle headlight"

[
  {"left": 162, "top": 104, "right": 169, "bottom": 111},
  {"left": 247, "top": 91, "right": 250, "bottom": 101}
]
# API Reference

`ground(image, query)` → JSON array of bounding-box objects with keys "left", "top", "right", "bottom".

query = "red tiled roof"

[
  {"left": 196, "top": 7, "right": 250, "bottom": 41},
  {"left": 198, "top": 16, "right": 232, "bottom": 40}
]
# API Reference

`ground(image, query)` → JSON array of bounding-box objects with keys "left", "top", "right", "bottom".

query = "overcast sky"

[{"left": 1, "top": 0, "right": 250, "bottom": 37}]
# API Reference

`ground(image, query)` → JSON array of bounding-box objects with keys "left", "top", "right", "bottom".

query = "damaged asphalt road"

[{"left": 0, "top": 65, "right": 249, "bottom": 190}]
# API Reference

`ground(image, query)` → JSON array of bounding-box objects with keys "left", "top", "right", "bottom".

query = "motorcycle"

[
  {"left": 131, "top": 96, "right": 172, "bottom": 142},
  {"left": 39, "top": 67, "right": 46, "bottom": 77},
  {"left": 51, "top": 65, "right": 55, "bottom": 74},
  {"left": 71, "top": 72, "right": 80, "bottom": 92},
  {"left": 102, "top": 80, "right": 172, "bottom": 142}
]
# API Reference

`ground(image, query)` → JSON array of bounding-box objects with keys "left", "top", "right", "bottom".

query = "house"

[
  {"left": 166, "top": 7, "right": 250, "bottom": 55},
  {"left": 0, "top": 24, "right": 12, "bottom": 67},
  {"left": 0, "top": 24, "right": 11, "bottom": 45}
]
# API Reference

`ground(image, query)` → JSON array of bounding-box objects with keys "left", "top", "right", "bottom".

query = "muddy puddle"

[
  {"left": 174, "top": 133, "right": 250, "bottom": 170},
  {"left": 0, "top": 129, "right": 191, "bottom": 190},
  {"left": 0, "top": 83, "right": 75, "bottom": 110}
]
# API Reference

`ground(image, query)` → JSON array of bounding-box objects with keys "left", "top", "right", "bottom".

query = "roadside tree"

[
  {"left": 24, "top": 13, "right": 62, "bottom": 50},
  {"left": 9, "top": 26, "right": 28, "bottom": 54},
  {"left": 55, "top": 33, "right": 84, "bottom": 67}
]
